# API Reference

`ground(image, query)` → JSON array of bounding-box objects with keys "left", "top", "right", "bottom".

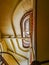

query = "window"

[{"left": 20, "top": 10, "right": 33, "bottom": 48}]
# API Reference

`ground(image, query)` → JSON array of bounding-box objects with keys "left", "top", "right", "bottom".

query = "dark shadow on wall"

[{"left": 37, "top": 0, "right": 49, "bottom": 65}]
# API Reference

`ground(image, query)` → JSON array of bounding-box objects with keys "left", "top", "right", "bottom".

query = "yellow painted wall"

[
  {"left": 0, "top": 0, "right": 49, "bottom": 65},
  {"left": 0, "top": 0, "right": 21, "bottom": 34}
]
